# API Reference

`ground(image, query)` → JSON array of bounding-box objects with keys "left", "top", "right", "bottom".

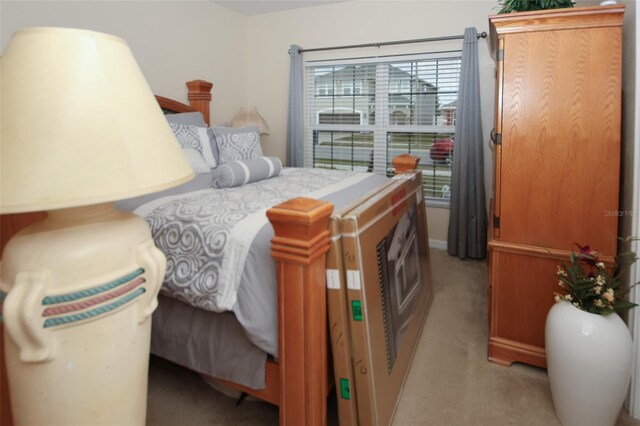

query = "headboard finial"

[{"left": 186, "top": 80, "right": 213, "bottom": 126}]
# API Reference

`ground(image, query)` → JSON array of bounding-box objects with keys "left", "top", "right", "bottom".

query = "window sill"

[{"left": 425, "top": 199, "right": 450, "bottom": 209}]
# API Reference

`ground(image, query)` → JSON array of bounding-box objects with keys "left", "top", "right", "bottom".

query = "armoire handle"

[{"left": 490, "top": 128, "right": 501, "bottom": 145}]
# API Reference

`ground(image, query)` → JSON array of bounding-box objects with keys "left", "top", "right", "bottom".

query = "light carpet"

[{"left": 146, "top": 249, "right": 640, "bottom": 425}]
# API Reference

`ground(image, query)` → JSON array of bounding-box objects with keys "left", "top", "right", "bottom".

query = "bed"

[{"left": 0, "top": 80, "right": 421, "bottom": 426}]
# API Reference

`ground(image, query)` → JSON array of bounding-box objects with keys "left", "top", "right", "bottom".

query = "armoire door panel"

[
  {"left": 490, "top": 250, "right": 559, "bottom": 349},
  {"left": 498, "top": 28, "right": 621, "bottom": 255}
]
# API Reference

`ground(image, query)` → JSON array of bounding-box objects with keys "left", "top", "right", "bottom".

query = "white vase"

[{"left": 545, "top": 302, "right": 633, "bottom": 426}]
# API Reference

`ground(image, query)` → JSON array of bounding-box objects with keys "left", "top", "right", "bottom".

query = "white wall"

[
  {"left": 1, "top": 0, "right": 248, "bottom": 126},
  {"left": 246, "top": 0, "right": 497, "bottom": 244},
  {"left": 618, "top": 0, "right": 640, "bottom": 418}
]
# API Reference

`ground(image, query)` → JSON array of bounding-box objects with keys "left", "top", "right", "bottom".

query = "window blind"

[{"left": 305, "top": 52, "right": 461, "bottom": 205}]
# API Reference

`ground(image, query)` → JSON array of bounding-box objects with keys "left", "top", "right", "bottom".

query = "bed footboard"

[{"left": 267, "top": 198, "right": 334, "bottom": 426}]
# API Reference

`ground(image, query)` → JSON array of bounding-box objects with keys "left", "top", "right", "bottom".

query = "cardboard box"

[
  {"left": 326, "top": 180, "right": 397, "bottom": 426},
  {"left": 340, "top": 172, "right": 433, "bottom": 426}
]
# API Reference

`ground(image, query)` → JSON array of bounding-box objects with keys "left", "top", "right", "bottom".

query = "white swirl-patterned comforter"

[{"left": 133, "top": 168, "right": 370, "bottom": 313}]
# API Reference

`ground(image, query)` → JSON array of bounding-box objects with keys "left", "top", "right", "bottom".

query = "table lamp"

[
  {"left": 0, "top": 27, "right": 194, "bottom": 425},
  {"left": 228, "top": 106, "right": 270, "bottom": 134}
]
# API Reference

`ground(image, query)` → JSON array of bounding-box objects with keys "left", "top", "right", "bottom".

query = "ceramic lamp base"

[{"left": 0, "top": 204, "right": 165, "bottom": 425}]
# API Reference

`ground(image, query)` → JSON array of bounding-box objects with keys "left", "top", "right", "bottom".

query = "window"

[{"left": 305, "top": 53, "right": 461, "bottom": 206}]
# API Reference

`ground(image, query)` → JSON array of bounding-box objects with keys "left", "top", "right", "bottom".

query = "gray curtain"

[
  {"left": 287, "top": 45, "right": 304, "bottom": 167},
  {"left": 447, "top": 27, "right": 487, "bottom": 260}
]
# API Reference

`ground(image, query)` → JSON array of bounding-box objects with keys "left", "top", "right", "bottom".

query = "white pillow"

[
  {"left": 169, "top": 122, "right": 217, "bottom": 168},
  {"left": 182, "top": 148, "right": 211, "bottom": 174}
]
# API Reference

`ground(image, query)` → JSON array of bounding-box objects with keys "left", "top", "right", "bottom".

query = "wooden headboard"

[
  {"left": 156, "top": 80, "right": 213, "bottom": 125},
  {"left": 0, "top": 79, "right": 214, "bottom": 258}
]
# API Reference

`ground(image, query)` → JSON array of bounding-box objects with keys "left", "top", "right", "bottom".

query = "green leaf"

[
  {"left": 613, "top": 300, "right": 639, "bottom": 312},
  {"left": 497, "top": 0, "right": 574, "bottom": 14}
]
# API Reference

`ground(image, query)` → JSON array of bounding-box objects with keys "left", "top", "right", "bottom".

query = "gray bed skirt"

[{"left": 151, "top": 295, "right": 268, "bottom": 389}]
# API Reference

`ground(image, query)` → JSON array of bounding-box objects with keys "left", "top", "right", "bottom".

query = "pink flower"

[{"left": 575, "top": 243, "right": 600, "bottom": 267}]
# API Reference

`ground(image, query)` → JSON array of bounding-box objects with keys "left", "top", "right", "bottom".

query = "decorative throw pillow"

[
  {"left": 213, "top": 126, "right": 263, "bottom": 165},
  {"left": 169, "top": 122, "right": 217, "bottom": 168},
  {"left": 182, "top": 148, "right": 211, "bottom": 174},
  {"left": 165, "top": 112, "right": 220, "bottom": 167},
  {"left": 211, "top": 157, "right": 282, "bottom": 189}
]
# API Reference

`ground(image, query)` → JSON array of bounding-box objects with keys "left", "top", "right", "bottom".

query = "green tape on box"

[
  {"left": 352, "top": 300, "right": 362, "bottom": 321},
  {"left": 340, "top": 378, "right": 351, "bottom": 400}
]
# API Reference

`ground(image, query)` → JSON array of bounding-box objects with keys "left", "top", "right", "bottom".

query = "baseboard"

[{"left": 429, "top": 239, "right": 447, "bottom": 250}]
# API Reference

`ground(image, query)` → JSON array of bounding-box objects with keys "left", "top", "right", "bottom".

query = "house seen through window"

[{"left": 305, "top": 53, "right": 461, "bottom": 206}]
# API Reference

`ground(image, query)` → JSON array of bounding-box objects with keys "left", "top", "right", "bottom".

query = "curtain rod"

[{"left": 290, "top": 31, "right": 487, "bottom": 54}]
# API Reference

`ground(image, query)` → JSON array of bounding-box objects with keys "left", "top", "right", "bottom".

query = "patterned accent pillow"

[
  {"left": 164, "top": 112, "right": 220, "bottom": 167},
  {"left": 212, "top": 157, "right": 282, "bottom": 188},
  {"left": 213, "top": 126, "right": 263, "bottom": 165},
  {"left": 169, "top": 122, "right": 217, "bottom": 168}
]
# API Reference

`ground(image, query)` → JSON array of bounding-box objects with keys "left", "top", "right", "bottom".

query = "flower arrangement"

[
  {"left": 497, "top": 0, "right": 575, "bottom": 14},
  {"left": 555, "top": 241, "right": 638, "bottom": 315}
]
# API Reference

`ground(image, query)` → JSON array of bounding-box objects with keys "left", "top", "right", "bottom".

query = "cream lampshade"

[
  {"left": 0, "top": 27, "right": 192, "bottom": 425},
  {"left": 228, "top": 106, "right": 270, "bottom": 135},
  {"left": 1, "top": 27, "right": 193, "bottom": 212}
]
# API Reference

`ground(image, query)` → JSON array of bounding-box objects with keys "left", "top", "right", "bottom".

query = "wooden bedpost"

[
  {"left": 393, "top": 153, "right": 420, "bottom": 174},
  {"left": 267, "top": 198, "right": 334, "bottom": 426},
  {"left": 186, "top": 80, "right": 213, "bottom": 126}
]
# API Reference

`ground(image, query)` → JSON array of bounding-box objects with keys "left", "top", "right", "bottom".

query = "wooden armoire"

[{"left": 487, "top": 5, "right": 624, "bottom": 368}]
